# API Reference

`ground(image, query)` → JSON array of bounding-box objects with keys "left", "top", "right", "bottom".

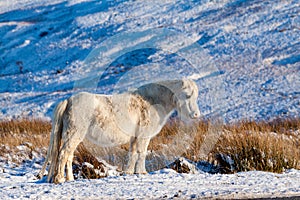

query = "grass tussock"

[
  {"left": 190, "top": 118, "right": 300, "bottom": 173},
  {"left": 0, "top": 117, "right": 299, "bottom": 173},
  {"left": 148, "top": 118, "right": 300, "bottom": 173},
  {"left": 215, "top": 131, "right": 299, "bottom": 173},
  {"left": 0, "top": 119, "right": 51, "bottom": 148}
]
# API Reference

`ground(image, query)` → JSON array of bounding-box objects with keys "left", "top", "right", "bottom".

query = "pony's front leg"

[
  {"left": 135, "top": 138, "right": 150, "bottom": 174},
  {"left": 125, "top": 137, "right": 138, "bottom": 174}
]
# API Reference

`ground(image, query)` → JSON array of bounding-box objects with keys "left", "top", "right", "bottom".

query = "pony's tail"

[{"left": 37, "top": 99, "right": 68, "bottom": 182}]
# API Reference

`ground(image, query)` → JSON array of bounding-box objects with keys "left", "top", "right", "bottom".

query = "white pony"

[{"left": 38, "top": 79, "right": 200, "bottom": 183}]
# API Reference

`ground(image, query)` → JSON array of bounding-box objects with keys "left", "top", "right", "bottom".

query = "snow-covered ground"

[
  {"left": 1, "top": 0, "right": 300, "bottom": 199},
  {"left": 1, "top": 148, "right": 300, "bottom": 200},
  {"left": 2, "top": 169, "right": 300, "bottom": 200}
]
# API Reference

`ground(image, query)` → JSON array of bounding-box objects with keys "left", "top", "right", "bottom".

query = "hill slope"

[{"left": 0, "top": 0, "right": 299, "bottom": 122}]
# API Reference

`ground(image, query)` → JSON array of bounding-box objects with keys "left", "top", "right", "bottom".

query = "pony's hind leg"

[
  {"left": 37, "top": 155, "right": 49, "bottom": 179},
  {"left": 55, "top": 147, "right": 68, "bottom": 183},
  {"left": 55, "top": 144, "right": 77, "bottom": 183},
  {"left": 66, "top": 141, "right": 80, "bottom": 181},
  {"left": 55, "top": 133, "right": 83, "bottom": 183},
  {"left": 66, "top": 153, "right": 74, "bottom": 181}
]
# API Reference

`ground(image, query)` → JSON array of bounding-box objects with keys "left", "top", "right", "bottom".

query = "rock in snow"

[{"left": 167, "top": 157, "right": 198, "bottom": 174}]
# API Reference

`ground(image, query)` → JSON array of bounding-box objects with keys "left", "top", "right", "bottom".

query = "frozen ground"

[
  {"left": 1, "top": 148, "right": 300, "bottom": 200},
  {"left": 2, "top": 169, "right": 300, "bottom": 200},
  {"left": 0, "top": 0, "right": 300, "bottom": 199}
]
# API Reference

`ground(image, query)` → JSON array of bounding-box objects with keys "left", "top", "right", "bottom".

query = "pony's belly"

[{"left": 86, "top": 126, "right": 131, "bottom": 147}]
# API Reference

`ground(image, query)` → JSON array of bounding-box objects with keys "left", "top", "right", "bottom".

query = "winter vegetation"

[{"left": 1, "top": 117, "right": 299, "bottom": 175}]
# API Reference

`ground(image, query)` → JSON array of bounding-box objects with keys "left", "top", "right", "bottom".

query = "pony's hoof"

[
  {"left": 135, "top": 171, "right": 147, "bottom": 175},
  {"left": 36, "top": 173, "right": 43, "bottom": 179},
  {"left": 66, "top": 176, "right": 74, "bottom": 182},
  {"left": 125, "top": 171, "right": 134, "bottom": 175},
  {"left": 54, "top": 176, "right": 65, "bottom": 184}
]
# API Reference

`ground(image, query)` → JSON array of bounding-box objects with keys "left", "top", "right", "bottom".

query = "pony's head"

[{"left": 172, "top": 79, "right": 200, "bottom": 122}]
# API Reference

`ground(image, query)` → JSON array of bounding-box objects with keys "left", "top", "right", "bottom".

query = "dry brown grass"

[
  {"left": 148, "top": 119, "right": 186, "bottom": 151},
  {"left": 0, "top": 119, "right": 51, "bottom": 149},
  {"left": 215, "top": 130, "right": 299, "bottom": 173},
  {"left": 0, "top": 119, "right": 51, "bottom": 164},
  {"left": 0, "top": 117, "right": 299, "bottom": 173},
  {"left": 186, "top": 118, "right": 300, "bottom": 173},
  {"left": 147, "top": 117, "right": 300, "bottom": 173}
]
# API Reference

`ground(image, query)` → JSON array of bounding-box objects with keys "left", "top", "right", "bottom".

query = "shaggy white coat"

[{"left": 38, "top": 79, "right": 200, "bottom": 183}]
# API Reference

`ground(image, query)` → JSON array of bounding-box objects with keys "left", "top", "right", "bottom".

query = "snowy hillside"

[{"left": 0, "top": 0, "right": 299, "bottom": 122}]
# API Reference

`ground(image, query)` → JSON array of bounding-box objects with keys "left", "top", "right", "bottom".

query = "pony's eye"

[
  {"left": 184, "top": 90, "right": 193, "bottom": 99},
  {"left": 186, "top": 94, "right": 192, "bottom": 99}
]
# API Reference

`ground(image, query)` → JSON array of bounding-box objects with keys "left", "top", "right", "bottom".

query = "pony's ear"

[
  {"left": 181, "top": 79, "right": 189, "bottom": 89},
  {"left": 171, "top": 93, "right": 177, "bottom": 106}
]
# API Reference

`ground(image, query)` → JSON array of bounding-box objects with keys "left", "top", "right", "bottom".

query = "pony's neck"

[{"left": 133, "top": 83, "right": 176, "bottom": 115}]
